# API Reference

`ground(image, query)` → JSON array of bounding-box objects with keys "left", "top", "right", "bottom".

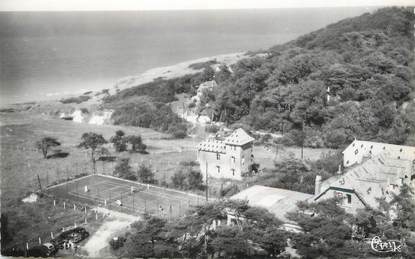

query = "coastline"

[
  {"left": 1, "top": 52, "right": 247, "bottom": 109},
  {"left": 111, "top": 52, "right": 247, "bottom": 93}
]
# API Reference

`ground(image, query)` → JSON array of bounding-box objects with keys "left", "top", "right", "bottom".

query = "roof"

[
  {"left": 197, "top": 138, "right": 226, "bottom": 153},
  {"left": 318, "top": 154, "right": 413, "bottom": 208},
  {"left": 343, "top": 139, "right": 415, "bottom": 157},
  {"left": 231, "top": 185, "right": 313, "bottom": 223},
  {"left": 223, "top": 128, "right": 254, "bottom": 146}
]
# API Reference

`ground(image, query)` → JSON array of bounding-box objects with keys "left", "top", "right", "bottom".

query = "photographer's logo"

[{"left": 370, "top": 236, "right": 403, "bottom": 253}]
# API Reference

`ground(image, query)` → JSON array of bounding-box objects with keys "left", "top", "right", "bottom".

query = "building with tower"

[{"left": 197, "top": 128, "right": 255, "bottom": 181}]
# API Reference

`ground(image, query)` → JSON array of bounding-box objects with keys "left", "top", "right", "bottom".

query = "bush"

[
  {"left": 60, "top": 95, "right": 90, "bottom": 104},
  {"left": 220, "top": 184, "right": 240, "bottom": 197},
  {"left": 137, "top": 164, "right": 156, "bottom": 184},
  {"left": 171, "top": 162, "right": 203, "bottom": 190},
  {"left": 111, "top": 101, "right": 187, "bottom": 137},
  {"left": 168, "top": 123, "right": 187, "bottom": 138},
  {"left": 114, "top": 158, "right": 137, "bottom": 181},
  {"left": 109, "top": 236, "right": 126, "bottom": 250},
  {"left": 171, "top": 170, "right": 187, "bottom": 189},
  {"left": 205, "top": 124, "right": 220, "bottom": 133}
]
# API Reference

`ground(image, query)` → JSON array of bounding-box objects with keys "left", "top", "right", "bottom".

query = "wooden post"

[
  {"left": 38, "top": 237, "right": 41, "bottom": 244},
  {"left": 37, "top": 174, "right": 42, "bottom": 191},
  {"left": 205, "top": 161, "right": 208, "bottom": 202}
]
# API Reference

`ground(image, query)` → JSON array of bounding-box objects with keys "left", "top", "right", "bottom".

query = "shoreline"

[
  {"left": 111, "top": 52, "right": 247, "bottom": 93},
  {"left": 2, "top": 52, "right": 247, "bottom": 108}
]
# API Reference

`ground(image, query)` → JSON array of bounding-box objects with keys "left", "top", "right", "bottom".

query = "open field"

[
  {"left": 0, "top": 111, "right": 202, "bottom": 206},
  {"left": 47, "top": 174, "right": 207, "bottom": 218},
  {"left": 1, "top": 111, "right": 334, "bottom": 206}
]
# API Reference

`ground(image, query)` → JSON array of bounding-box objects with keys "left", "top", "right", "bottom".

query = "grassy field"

[
  {"left": 0, "top": 111, "right": 202, "bottom": 205},
  {"left": 1, "top": 110, "right": 334, "bottom": 205},
  {"left": 1, "top": 109, "right": 335, "bottom": 251},
  {"left": 47, "top": 174, "right": 207, "bottom": 218}
]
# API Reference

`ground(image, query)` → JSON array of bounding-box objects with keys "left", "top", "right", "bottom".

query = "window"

[
  {"left": 354, "top": 149, "right": 359, "bottom": 155},
  {"left": 216, "top": 153, "right": 220, "bottom": 160},
  {"left": 346, "top": 194, "right": 352, "bottom": 204},
  {"left": 232, "top": 169, "right": 235, "bottom": 176},
  {"left": 216, "top": 166, "right": 220, "bottom": 173},
  {"left": 398, "top": 156, "right": 400, "bottom": 159},
  {"left": 370, "top": 145, "right": 373, "bottom": 149},
  {"left": 346, "top": 160, "right": 349, "bottom": 165},
  {"left": 242, "top": 156, "right": 245, "bottom": 166},
  {"left": 231, "top": 156, "right": 235, "bottom": 164},
  {"left": 400, "top": 148, "right": 403, "bottom": 152}
]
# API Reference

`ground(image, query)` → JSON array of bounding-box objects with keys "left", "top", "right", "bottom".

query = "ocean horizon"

[{"left": 0, "top": 7, "right": 377, "bottom": 104}]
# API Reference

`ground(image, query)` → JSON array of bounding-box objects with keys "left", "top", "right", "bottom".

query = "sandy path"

[{"left": 82, "top": 208, "right": 139, "bottom": 257}]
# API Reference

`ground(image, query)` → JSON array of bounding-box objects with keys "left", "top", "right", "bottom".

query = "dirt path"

[{"left": 81, "top": 208, "right": 139, "bottom": 257}]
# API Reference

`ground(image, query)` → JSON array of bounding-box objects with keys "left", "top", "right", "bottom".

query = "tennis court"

[{"left": 47, "top": 174, "right": 208, "bottom": 218}]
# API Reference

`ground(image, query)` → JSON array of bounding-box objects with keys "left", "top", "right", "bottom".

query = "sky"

[{"left": 0, "top": 0, "right": 413, "bottom": 11}]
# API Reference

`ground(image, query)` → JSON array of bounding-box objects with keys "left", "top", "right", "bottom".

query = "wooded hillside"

[
  {"left": 209, "top": 7, "right": 414, "bottom": 148},
  {"left": 105, "top": 7, "right": 414, "bottom": 147}
]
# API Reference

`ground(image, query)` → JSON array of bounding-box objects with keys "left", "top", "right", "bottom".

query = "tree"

[
  {"left": 35, "top": 137, "right": 61, "bottom": 158},
  {"left": 168, "top": 123, "right": 187, "bottom": 138},
  {"left": 390, "top": 184, "right": 415, "bottom": 231},
  {"left": 1, "top": 213, "right": 11, "bottom": 245},
  {"left": 124, "top": 216, "right": 172, "bottom": 258},
  {"left": 110, "top": 130, "right": 127, "bottom": 152},
  {"left": 127, "top": 135, "right": 147, "bottom": 153},
  {"left": 137, "top": 164, "right": 156, "bottom": 184},
  {"left": 78, "top": 132, "right": 107, "bottom": 174},
  {"left": 210, "top": 226, "right": 249, "bottom": 258},
  {"left": 171, "top": 170, "right": 187, "bottom": 189},
  {"left": 113, "top": 158, "right": 137, "bottom": 181},
  {"left": 260, "top": 227, "right": 287, "bottom": 257},
  {"left": 187, "top": 170, "right": 203, "bottom": 190},
  {"left": 287, "top": 198, "right": 360, "bottom": 258}
]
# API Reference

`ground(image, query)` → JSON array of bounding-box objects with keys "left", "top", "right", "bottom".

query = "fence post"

[
  {"left": 51, "top": 232, "right": 54, "bottom": 239},
  {"left": 64, "top": 201, "right": 66, "bottom": 209},
  {"left": 53, "top": 200, "right": 56, "bottom": 207},
  {"left": 38, "top": 237, "right": 41, "bottom": 244}
]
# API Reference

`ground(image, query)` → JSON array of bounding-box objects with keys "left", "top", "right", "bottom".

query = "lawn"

[{"left": 0, "top": 111, "right": 201, "bottom": 206}]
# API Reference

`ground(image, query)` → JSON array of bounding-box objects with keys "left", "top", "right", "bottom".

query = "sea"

[{"left": 0, "top": 7, "right": 377, "bottom": 105}]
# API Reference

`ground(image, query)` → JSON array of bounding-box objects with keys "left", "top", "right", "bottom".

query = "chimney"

[{"left": 315, "top": 175, "right": 322, "bottom": 196}]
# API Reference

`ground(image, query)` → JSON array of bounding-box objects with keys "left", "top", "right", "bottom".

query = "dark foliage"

[
  {"left": 60, "top": 95, "right": 90, "bottom": 104},
  {"left": 35, "top": 137, "right": 61, "bottom": 159},
  {"left": 137, "top": 164, "right": 156, "bottom": 184},
  {"left": 110, "top": 100, "right": 188, "bottom": 138},
  {"left": 171, "top": 161, "right": 204, "bottom": 190},
  {"left": 122, "top": 200, "right": 285, "bottom": 258},
  {"left": 206, "top": 8, "right": 414, "bottom": 148},
  {"left": 114, "top": 158, "right": 137, "bottom": 181}
]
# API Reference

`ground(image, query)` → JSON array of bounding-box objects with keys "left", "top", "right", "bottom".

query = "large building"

[
  {"left": 342, "top": 139, "right": 415, "bottom": 168},
  {"left": 197, "top": 128, "right": 254, "bottom": 181},
  {"left": 231, "top": 185, "right": 313, "bottom": 225},
  {"left": 315, "top": 140, "right": 415, "bottom": 214}
]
